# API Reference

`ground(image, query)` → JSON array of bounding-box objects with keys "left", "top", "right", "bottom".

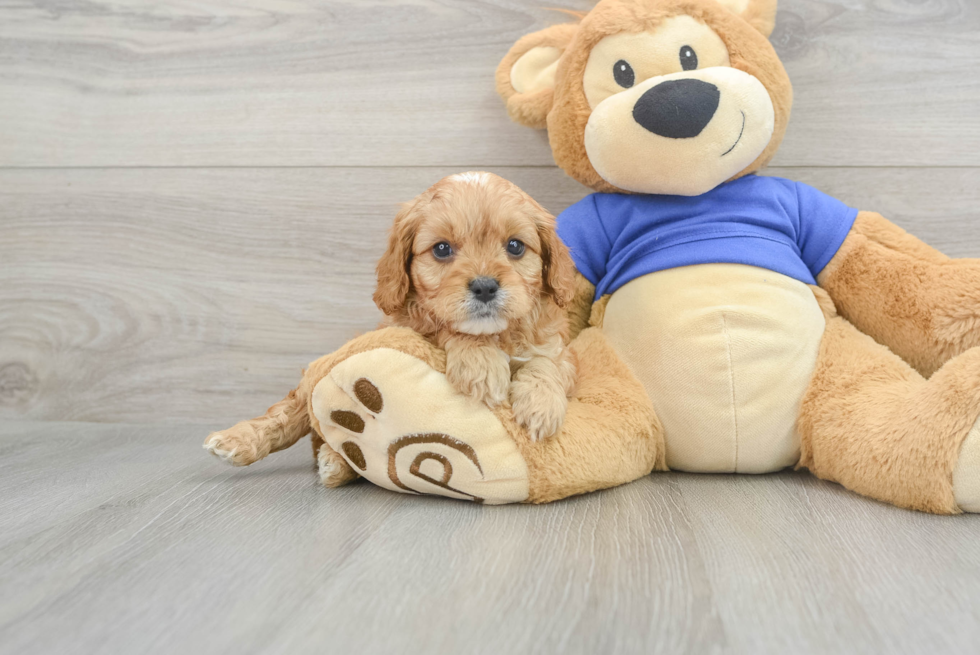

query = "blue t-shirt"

[{"left": 557, "top": 175, "right": 858, "bottom": 299}]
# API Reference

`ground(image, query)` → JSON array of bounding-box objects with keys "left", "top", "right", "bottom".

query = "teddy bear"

[{"left": 205, "top": 0, "right": 980, "bottom": 514}]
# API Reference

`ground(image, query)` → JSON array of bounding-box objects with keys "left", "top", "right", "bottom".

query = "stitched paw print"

[{"left": 310, "top": 347, "right": 530, "bottom": 505}]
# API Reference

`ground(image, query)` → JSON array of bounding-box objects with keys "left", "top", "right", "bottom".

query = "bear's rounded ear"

[
  {"left": 714, "top": 0, "right": 779, "bottom": 38},
  {"left": 496, "top": 22, "right": 579, "bottom": 129}
]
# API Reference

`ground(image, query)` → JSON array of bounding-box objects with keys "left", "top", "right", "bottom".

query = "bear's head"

[{"left": 496, "top": 0, "right": 792, "bottom": 197}]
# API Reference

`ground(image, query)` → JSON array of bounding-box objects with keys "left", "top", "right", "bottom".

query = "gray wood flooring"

[
  {"left": 2, "top": 1, "right": 980, "bottom": 653},
  {"left": 4, "top": 421, "right": 980, "bottom": 655}
]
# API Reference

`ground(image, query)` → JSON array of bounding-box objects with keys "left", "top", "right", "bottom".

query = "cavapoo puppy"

[{"left": 374, "top": 171, "right": 578, "bottom": 441}]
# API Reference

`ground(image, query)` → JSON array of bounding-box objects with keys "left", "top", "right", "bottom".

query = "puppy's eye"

[
  {"left": 506, "top": 239, "right": 526, "bottom": 258},
  {"left": 432, "top": 242, "right": 453, "bottom": 260},
  {"left": 613, "top": 60, "right": 634, "bottom": 88},
  {"left": 679, "top": 45, "right": 698, "bottom": 71}
]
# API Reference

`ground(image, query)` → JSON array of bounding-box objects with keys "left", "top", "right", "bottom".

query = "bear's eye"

[
  {"left": 613, "top": 59, "right": 634, "bottom": 88},
  {"left": 506, "top": 239, "right": 526, "bottom": 258},
  {"left": 432, "top": 242, "right": 453, "bottom": 260},
  {"left": 679, "top": 45, "right": 698, "bottom": 71}
]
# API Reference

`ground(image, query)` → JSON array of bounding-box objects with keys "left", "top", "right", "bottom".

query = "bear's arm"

[
  {"left": 567, "top": 271, "right": 596, "bottom": 340},
  {"left": 555, "top": 195, "right": 612, "bottom": 340},
  {"left": 817, "top": 211, "right": 980, "bottom": 377}
]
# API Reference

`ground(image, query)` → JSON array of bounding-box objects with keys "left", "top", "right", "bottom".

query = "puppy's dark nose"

[
  {"left": 632, "top": 79, "right": 720, "bottom": 139},
  {"left": 469, "top": 277, "right": 499, "bottom": 304}
]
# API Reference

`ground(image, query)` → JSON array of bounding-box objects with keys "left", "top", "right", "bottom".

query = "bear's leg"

[
  {"left": 818, "top": 211, "right": 980, "bottom": 377},
  {"left": 311, "top": 326, "right": 665, "bottom": 504},
  {"left": 511, "top": 327, "right": 666, "bottom": 503},
  {"left": 797, "top": 290, "right": 980, "bottom": 513}
]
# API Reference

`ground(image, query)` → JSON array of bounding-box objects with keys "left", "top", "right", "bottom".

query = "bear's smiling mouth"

[{"left": 721, "top": 110, "right": 746, "bottom": 157}]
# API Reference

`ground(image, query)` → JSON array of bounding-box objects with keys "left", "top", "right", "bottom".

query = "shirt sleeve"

[
  {"left": 556, "top": 194, "right": 613, "bottom": 287},
  {"left": 794, "top": 182, "right": 859, "bottom": 277}
]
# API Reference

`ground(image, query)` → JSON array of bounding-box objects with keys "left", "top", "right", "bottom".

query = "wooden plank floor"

[
  {"left": 2, "top": 1, "right": 980, "bottom": 653},
  {"left": 3, "top": 421, "right": 980, "bottom": 655}
]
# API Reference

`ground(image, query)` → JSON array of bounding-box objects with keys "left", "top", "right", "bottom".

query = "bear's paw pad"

[{"left": 311, "top": 348, "right": 530, "bottom": 504}]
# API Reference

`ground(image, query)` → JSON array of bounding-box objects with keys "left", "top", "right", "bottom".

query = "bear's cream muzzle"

[{"left": 584, "top": 67, "right": 775, "bottom": 197}]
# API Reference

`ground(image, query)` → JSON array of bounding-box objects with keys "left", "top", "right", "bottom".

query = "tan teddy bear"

[{"left": 206, "top": 0, "right": 980, "bottom": 513}]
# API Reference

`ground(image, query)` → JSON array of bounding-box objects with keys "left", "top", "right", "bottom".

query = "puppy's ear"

[
  {"left": 496, "top": 22, "right": 579, "bottom": 129},
  {"left": 374, "top": 201, "right": 419, "bottom": 315},
  {"left": 536, "top": 208, "right": 576, "bottom": 309}
]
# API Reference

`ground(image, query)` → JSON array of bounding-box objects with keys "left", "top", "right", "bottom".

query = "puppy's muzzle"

[
  {"left": 633, "top": 78, "right": 720, "bottom": 139},
  {"left": 469, "top": 277, "right": 500, "bottom": 305}
]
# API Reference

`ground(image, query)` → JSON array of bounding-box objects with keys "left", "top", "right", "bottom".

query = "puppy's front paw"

[
  {"left": 446, "top": 347, "right": 511, "bottom": 408},
  {"left": 481, "top": 356, "right": 512, "bottom": 407},
  {"left": 203, "top": 424, "right": 261, "bottom": 466},
  {"left": 318, "top": 444, "right": 359, "bottom": 488},
  {"left": 510, "top": 378, "right": 568, "bottom": 442}
]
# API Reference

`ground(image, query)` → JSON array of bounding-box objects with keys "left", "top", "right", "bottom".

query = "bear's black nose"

[
  {"left": 469, "top": 277, "right": 499, "bottom": 303},
  {"left": 632, "top": 79, "right": 720, "bottom": 139}
]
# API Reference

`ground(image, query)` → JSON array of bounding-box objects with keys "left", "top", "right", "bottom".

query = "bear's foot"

[
  {"left": 310, "top": 347, "right": 530, "bottom": 504},
  {"left": 954, "top": 415, "right": 980, "bottom": 513}
]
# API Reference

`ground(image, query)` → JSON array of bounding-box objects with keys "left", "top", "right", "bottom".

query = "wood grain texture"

[
  {"left": 3, "top": 166, "right": 979, "bottom": 424},
  {"left": 0, "top": 0, "right": 978, "bottom": 168},
  {"left": 1, "top": 421, "right": 979, "bottom": 655}
]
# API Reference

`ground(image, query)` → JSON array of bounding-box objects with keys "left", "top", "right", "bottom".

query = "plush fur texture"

[
  {"left": 496, "top": 23, "right": 580, "bottom": 130},
  {"left": 491, "top": 0, "right": 980, "bottom": 511},
  {"left": 515, "top": 327, "right": 666, "bottom": 503},
  {"left": 208, "top": 325, "right": 663, "bottom": 503},
  {"left": 715, "top": 0, "right": 777, "bottom": 37},
  {"left": 566, "top": 272, "right": 597, "bottom": 339},
  {"left": 496, "top": 0, "right": 793, "bottom": 195},
  {"left": 374, "top": 172, "right": 578, "bottom": 441},
  {"left": 798, "top": 289, "right": 980, "bottom": 514},
  {"left": 207, "top": 0, "right": 980, "bottom": 513},
  {"left": 818, "top": 212, "right": 980, "bottom": 379}
]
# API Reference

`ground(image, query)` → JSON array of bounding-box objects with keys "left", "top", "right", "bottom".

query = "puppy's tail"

[{"left": 203, "top": 384, "right": 311, "bottom": 467}]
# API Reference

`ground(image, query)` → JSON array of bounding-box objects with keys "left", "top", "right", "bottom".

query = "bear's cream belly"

[{"left": 601, "top": 264, "right": 826, "bottom": 473}]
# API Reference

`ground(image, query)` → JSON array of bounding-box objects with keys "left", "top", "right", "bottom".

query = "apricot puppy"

[{"left": 374, "top": 172, "right": 578, "bottom": 441}]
